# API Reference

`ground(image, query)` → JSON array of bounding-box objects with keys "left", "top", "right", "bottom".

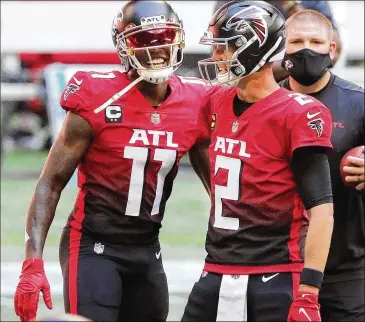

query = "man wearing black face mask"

[
  {"left": 282, "top": 9, "right": 365, "bottom": 322},
  {"left": 283, "top": 48, "right": 333, "bottom": 87}
]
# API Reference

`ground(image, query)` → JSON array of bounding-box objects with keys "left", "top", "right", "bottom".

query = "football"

[{"left": 340, "top": 146, "right": 364, "bottom": 187}]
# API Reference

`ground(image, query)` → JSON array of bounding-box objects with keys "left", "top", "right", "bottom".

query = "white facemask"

[
  {"left": 137, "top": 66, "right": 174, "bottom": 84},
  {"left": 216, "top": 71, "right": 241, "bottom": 88}
]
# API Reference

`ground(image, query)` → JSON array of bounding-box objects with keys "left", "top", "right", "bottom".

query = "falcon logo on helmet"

[
  {"left": 198, "top": 1, "right": 286, "bottom": 87},
  {"left": 225, "top": 6, "right": 269, "bottom": 47}
]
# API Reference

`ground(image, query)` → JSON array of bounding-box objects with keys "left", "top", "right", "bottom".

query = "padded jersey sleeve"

[
  {"left": 59, "top": 71, "right": 100, "bottom": 134},
  {"left": 287, "top": 96, "right": 333, "bottom": 156}
]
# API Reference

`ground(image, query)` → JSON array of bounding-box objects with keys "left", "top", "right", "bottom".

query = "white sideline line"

[{"left": 1, "top": 260, "right": 204, "bottom": 296}]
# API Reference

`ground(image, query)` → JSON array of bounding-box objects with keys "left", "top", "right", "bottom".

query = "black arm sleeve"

[{"left": 291, "top": 147, "right": 333, "bottom": 210}]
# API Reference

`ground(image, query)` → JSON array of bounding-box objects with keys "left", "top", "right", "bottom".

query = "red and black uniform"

[
  {"left": 58, "top": 70, "right": 213, "bottom": 321},
  {"left": 183, "top": 87, "right": 333, "bottom": 322}
]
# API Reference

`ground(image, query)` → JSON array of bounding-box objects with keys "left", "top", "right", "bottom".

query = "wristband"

[{"left": 300, "top": 268, "right": 324, "bottom": 289}]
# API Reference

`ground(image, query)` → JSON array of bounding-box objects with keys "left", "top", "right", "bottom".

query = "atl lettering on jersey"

[
  {"left": 60, "top": 71, "right": 215, "bottom": 244},
  {"left": 204, "top": 87, "right": 333, "bottom": 275}
]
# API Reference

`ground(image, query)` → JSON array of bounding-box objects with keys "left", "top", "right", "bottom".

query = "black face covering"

[{"left": 282, "top": 48, "right": 333, "bottom": 86}]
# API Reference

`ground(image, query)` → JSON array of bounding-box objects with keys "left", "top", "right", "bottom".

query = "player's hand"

[
  {"left": 287, "top": 291, "right": 321, "bottom": 322},
  {"left": 14, "top": 258, "right": 53, "bottom": 321},
  {"left": 343, "top": 146, "right": 365, "bottom": 190}
]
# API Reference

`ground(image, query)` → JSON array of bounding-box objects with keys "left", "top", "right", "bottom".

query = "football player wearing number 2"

[
  {"left": 183, "top": 1, "right": 334, "bottom": 322},
  {"left": 13, "top": 1, "right": 214, "bottom": 321}
]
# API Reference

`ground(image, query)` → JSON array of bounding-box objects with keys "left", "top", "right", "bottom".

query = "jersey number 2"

[
  {"left": 214, "top": 155, "right": 242, "bottom": 230},
  {"left": 124, "top": 146, "right": 176, "bottom": 216}
]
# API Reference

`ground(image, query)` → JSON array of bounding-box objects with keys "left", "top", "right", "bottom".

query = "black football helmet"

[
  {"left": 111, "top": 1, "right": 185, "bottom": 84},
  {"left": 199, "top": 0, "right": 286, "bottom": 87}
]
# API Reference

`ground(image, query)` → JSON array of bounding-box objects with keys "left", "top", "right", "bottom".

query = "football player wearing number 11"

[
  {"left": 13, "top": 1, "right": 216, "bottom": 322},
  {"left": 182, "top": 1, "right": 334, "bottom": 322}
]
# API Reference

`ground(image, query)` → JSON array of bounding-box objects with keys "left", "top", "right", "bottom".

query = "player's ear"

[{"left": 329, "top": 41, "right": 337, "bottom": 62}]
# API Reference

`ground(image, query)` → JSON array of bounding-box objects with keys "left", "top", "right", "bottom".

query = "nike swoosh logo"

[
  {"left": 155, "top": 250, "right": 161, "bottom": 259},
  {"left": 73, "top": 77, "right": 83, "bottom": 86},
  {"left": 299, "top": 308, "right": 312, "bottom": 321},
  {"left": 307, "top": 111, "right": 321, "bottom": 119},
  {"left": 262, "top": 273, "right": 279, "bottom": 282}
]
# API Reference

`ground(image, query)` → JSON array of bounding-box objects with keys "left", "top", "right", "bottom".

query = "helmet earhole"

[
  {"left": 235, "top": 66, "right": 244, "bottom": 75},
  {"left": 235, "top": 37, "right": 246, "bottom": 48}
]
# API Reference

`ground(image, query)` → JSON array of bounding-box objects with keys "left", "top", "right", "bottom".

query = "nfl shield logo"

[
  {"left": 232, "top": 121, "right": 239, "bottom": 133},
  {"left": 151, "top": 113, "right": 160, "bottom": 125},
  {"left": 94, "top": 242, "right": 104, "bottom": 254}
]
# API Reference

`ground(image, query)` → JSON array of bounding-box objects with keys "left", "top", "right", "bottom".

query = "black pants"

[
  {"left": 59, "top": 227, "right": 169, "bottom": 322},
  {"left": 182, "top": 271, "right": 299, "bottom": 322},
  {"left": 320, "top": 278, "right": 365, "bottom": 322}
]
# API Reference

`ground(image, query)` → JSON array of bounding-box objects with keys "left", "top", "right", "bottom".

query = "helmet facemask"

[
  {"left": 199, "top": 30, "right": 260, "bottom": 87},
  {"left": 198, "top": 29, "right": 284, "bottom": 87},
  {"left": 116, "top": 21, "right": 185, "bottom": 84}
]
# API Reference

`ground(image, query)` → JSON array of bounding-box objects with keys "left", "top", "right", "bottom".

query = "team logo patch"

[
  {"left": 232, "top": 120, "right": 239, "bottom": 133},
  {"left": 151, "top": 113, "right": 161, "bottom": 125},
  {"left": 105, "top": 105, "right": 122, "bottom": 123},
  {"left": 224, "top": 5, "right": 269, "bottom": 47},
  {"left": 63, "top": 84, "right": 80, "bottom": 100},
  {"left": 284, "top": 59, "right": 293, "bottom": 71},
  {"left": 307, "top": 118, "right": 324, "bottom": 137},
  {"left": 211, "top": 113, "right": 217, "bottom": 131},
  {"left": 94, "top": 242, "right": 104, "bottom": 254}
]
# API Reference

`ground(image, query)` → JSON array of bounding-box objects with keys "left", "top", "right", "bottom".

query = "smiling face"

[
  {"left": 127, "top": 28, "right": 179, "bottom": 69},
  {"left": 133, "top": 46, "right": 171, "bottom": 69}
]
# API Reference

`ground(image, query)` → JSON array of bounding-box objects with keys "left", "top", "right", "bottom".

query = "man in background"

[{"left": 282, "top": 9, "right": 365, "bottom": 321}]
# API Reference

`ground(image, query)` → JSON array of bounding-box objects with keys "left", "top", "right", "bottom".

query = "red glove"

[
  {"left": 287, "top": 291, "right": 321, "bottom": 322},
  {"left": 14, "top": 258, "right": 53, "bottom": 321}
]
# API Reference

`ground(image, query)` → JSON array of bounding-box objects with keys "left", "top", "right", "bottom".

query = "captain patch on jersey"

[{"left": 105, "top": 105, "right": 122, "bottom": 123}]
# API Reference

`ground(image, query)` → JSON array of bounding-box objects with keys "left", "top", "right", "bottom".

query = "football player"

[
  {"left": 13, "top": 1, "right": 214, "bottom": 321},
  {"left": 182, "top": 1, "right": 334, "bottom": 321},
  {"left": 282, "top": 10, "right": 365, "bottom": 321}
]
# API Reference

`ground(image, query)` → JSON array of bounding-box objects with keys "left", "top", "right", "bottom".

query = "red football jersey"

[
  {"left": 60, "top": 71, "right": 213, "bottom": 244},
  {"left": 204, "top": 87, "right": 333, "bottom": 274}
]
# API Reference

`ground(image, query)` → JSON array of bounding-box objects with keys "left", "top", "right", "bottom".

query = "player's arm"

[
  {"left": 287, "top": 98, "right": 334, "bottom": 321},
  {"left": 25, "top": 112, "right": 93, "bottom": 259},
  {"left": 188, "top": 84, "right": 219, "bottom": 195},
  {"left": 14, "top": 112, "right": 93, "bottom": 321},
  {"left": 188, "top": 141, "right": 211, "bottom": 195},
  {"left": 291, "top": 146, "right": 333, "bottom": 294}
]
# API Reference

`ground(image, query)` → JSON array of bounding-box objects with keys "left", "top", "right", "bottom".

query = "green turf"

[
  {"left": 3, "top": 150, "right": 48, "bottom": 171},
  {"left": 1, "top": 152, "right": 210, "bottom": 248}
]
